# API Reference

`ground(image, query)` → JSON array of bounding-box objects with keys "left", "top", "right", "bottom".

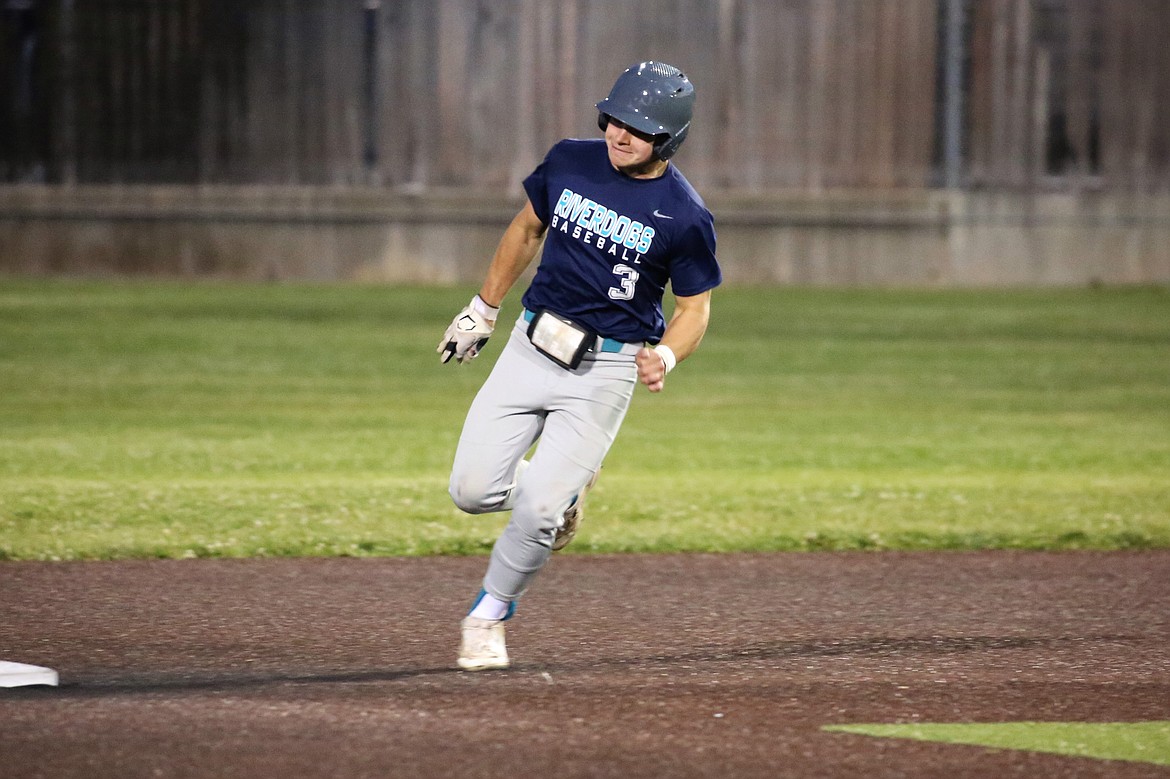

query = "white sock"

[{"left": 469, "top": 591, "right": 511, "bottom": 621}]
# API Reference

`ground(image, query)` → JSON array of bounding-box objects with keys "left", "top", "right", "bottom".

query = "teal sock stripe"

[{"left": 470, "top": 588, "right": 516, "bottom": 621}]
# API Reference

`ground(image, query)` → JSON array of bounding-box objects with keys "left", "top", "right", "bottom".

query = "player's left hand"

[
  {"left": 438, "top": 302, "right": 495, "bottom": 364},
  {"left": 636, "top": 347, "right": 666, "bottom": 392}
]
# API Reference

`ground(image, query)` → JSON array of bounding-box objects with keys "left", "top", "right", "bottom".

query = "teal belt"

[{"left": 522, "top": 309, "right": 631, "bottom": 353}]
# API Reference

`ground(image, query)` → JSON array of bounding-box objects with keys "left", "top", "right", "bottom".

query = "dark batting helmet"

[{"left": 596, "top": 61, "right": 694, "bottom": 161}]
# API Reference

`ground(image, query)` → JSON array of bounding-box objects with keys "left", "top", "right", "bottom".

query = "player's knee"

[
  {"left": 448, "top": 474, "right": 496, "bottom": 514},
  {"left": 510, "top": 488, "right": 560, "bottom": 540}
]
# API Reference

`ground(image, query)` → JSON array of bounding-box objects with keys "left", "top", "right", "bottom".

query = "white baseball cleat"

[
  {"left": 457, "top": 616, "right": 510, "bottom": 671},
  {"left": 553, "top": 469, "right": 600, "bottom": 551}
]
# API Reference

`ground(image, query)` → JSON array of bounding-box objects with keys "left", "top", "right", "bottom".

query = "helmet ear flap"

[{"left": 652, "top": 121, "right": 690, "bottom": 161}]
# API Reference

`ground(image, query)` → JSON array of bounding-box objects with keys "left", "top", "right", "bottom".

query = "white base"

[{"left": 0, "top": 661, "right": 59, "bottom": 688}]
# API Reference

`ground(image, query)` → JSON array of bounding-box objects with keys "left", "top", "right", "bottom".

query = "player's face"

[{"left": 604, "top": 119, "right": 668, "bottom": 179}]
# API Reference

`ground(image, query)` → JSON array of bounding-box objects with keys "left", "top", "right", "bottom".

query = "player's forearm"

[
  {"left": 657, "top": 291, "right": 711, "bottom": 363},
  {"left": 479, "top": 204, "right": 546, "bottom": 310}
]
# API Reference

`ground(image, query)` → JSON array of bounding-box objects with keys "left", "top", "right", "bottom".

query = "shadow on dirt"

[{"left": 4, "top": 632, "right": 1140, "bottom": 699}]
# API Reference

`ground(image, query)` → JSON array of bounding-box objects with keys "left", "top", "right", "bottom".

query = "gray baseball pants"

[{"left": 449, "top": 316, "right": 638, "bottom": 602}]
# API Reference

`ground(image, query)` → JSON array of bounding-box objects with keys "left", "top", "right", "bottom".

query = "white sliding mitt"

[{"left": 438, "top": 295, "right": 498, "bottom": 364}]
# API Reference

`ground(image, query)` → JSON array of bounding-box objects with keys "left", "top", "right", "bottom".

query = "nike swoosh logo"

[{"left": 653, "top": 209, "right": 673, "bottom": 219}]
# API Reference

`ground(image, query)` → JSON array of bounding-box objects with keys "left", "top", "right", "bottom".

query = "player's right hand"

[
  {"left": 438, "top": 298, "right": 496, "bottom": 364},
  {"left": 636, "top": 347, "right": 667, "bottom": 392}
]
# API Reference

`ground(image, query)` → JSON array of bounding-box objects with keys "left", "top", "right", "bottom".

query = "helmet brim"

[{"left": 595, "top": 102, "right": 672, "bottom": 138}]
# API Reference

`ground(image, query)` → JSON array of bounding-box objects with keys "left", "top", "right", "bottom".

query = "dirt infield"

[{"left": 2, "top": 551, "right": 1168, "bottom": 778}]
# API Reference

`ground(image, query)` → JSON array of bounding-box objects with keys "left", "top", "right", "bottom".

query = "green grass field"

[
  {"left": 824, "top": 721, "right": 1170, "bottom": 766},
  {"left": 2, "top": 280, "right": 1168, "bottom": 560}
]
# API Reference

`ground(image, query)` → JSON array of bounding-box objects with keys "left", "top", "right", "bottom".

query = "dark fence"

[
  {"left": 2, "top": 0, "right": 1168, "bottom": 193},
  {"left": 966, "top": 0, "right": 1170, "bottom": 191}
]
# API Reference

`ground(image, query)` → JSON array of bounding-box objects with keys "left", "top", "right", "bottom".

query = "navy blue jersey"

[{"left": 520, "top": 139, "right": 721, "bottom": 344}]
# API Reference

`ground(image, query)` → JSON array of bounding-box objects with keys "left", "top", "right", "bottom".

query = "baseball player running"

[{"left": 439, "top": 61, "right": 722, "bottom": 670}]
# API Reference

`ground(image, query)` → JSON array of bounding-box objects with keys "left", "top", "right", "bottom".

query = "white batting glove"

[{"left": 438, "top": 295, "right": 498, "bottom": 364}]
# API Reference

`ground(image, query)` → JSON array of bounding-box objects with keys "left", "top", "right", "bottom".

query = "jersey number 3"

[{"left": 608, "top": 264, "right": 640, "bottom": 301}]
